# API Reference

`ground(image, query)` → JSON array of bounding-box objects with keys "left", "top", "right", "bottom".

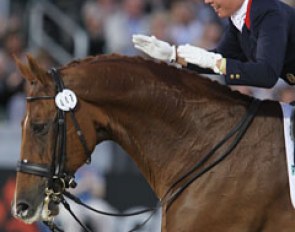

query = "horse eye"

[{"left": 31, "top": 123, "right": 48, "bottom": 135}]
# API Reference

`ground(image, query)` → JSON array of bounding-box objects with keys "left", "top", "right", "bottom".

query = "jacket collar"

[{"left": 230, "top": 0, "right": 249, "bottom": 32}]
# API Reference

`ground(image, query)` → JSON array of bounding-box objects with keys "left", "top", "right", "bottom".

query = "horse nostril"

[{"left": 16, "top": 202, "right": 30, "bottom": 215}]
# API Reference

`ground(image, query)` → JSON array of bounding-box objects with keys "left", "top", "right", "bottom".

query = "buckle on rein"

[{"left": 44, "top": 176, "right": 77, "bottom": 216}]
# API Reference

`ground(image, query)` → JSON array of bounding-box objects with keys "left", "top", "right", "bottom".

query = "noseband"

[{"left": 17, "top": 68, "right": 91, "bottom": 198}]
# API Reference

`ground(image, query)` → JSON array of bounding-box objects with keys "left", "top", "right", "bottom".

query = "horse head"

[{"left": 11, "top": 55, "right": 98, "bottom": 224}]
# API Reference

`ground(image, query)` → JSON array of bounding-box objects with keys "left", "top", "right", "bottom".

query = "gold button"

[
  {"left": 236, "top": 74, "right": 240, "bottom": 79},
  {"left": 286, "top": 73, "right": 295, "bottom": 84},
  {"left": 230, "top": 74, "right": 235, "bottom": 79}
]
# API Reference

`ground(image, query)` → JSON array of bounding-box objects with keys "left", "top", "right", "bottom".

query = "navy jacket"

[{"left": 188, "top": 0, "right": 295, "bottom": 88}]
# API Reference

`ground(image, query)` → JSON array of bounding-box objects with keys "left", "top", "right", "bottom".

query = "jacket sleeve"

[
  {"left": 186, "top": 22, "right": 248, "bottom": 76},
  {"left": 222, "top": 11, "right": 288, "bottom": 88}
]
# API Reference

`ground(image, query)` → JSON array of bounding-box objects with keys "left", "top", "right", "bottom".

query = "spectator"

[
  {"left": 149, "top": 10, "right": 172, "bottom": 42},
  {"left": 0, "top": 51, "right": 9, "bottom": 105},
  {"left": 146, "top": 0, "right": 167, "bottom": 12},
  {"left": 0, "top": 29, "right": 26, "bottom": 123},
  {"left": 169, "top": 1, "right": 204, "bottom": 45},
  {"left": 196, "top": 21, "right": 223, "bottom": 49},
  {"left": 94, "top": 0, "right": 118, "bottom": 17},
  {"left": 81, "top": 1, "right": 106, "bottom": 55},
  {"left": 191, "top": 0, "right": 222, "bottom": 24},
  {"left": 104, "top": 0, "right": 150, "bottom": 55}
]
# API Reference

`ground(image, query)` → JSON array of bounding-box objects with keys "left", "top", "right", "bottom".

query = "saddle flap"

[{"left": 281, "top": 102, "right": 295, "bottom": 208}]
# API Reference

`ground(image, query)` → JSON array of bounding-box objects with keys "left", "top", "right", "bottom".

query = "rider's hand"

[
  {"left": 177, "top": 44, "right": 223, "bottom": 74},
  {"left": 132, "top": 34, "right": 176, "bottom": 62}
]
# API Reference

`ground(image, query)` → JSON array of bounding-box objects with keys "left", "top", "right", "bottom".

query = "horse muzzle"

[
  {"left": 12, "top": 196, "right": 60, "bottom": 224},
  {"left": 12, "top": 199, "right": 41, "bottom": 224}
]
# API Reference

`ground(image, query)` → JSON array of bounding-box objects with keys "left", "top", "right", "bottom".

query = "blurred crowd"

[
  {"left": 0, "top": 0, "right": 294, "bottom": 231},
  {"left": 0, "top": 0, "right": 295, "bottom": 124}
]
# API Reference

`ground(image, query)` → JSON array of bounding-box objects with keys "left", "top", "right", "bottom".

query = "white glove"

[
  {"left": 132, "top": 34, "right": 176, "bottom": 62},
  {"left": 177, "top": 44, "right": 223, "bottom": 74}
]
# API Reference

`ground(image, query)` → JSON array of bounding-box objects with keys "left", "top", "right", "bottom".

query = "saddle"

[{"left": 291, "top": 101, "right": 295, "bottom": 174}]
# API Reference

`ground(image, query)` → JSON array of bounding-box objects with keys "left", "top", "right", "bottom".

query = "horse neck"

[{"left": 61, "top": 57, "right": 251, "bottom": 198}]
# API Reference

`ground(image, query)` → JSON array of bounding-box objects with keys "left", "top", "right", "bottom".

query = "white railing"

[{"left": 27, "top": 0, "right": 88, "bottom": 64}]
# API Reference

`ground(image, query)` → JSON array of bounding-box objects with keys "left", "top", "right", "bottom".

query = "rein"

[
  {"left": 16, "top": 67, "right": 261, "bottom": 232},
  {"left": 161, "top": 98, "right": 261, "bottom": 208}
]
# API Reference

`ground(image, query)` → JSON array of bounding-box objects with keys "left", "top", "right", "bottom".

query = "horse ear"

[
  {"left": 26, "top": 54, "right": 47, "bottom": 83},
  {"left": 13, "top": 55, "right": 35, "bottom": 82}
]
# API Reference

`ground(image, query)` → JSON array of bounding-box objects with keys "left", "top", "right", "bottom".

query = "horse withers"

[{"left": 12, "top": 54, "right": 295, "bottom": 232}]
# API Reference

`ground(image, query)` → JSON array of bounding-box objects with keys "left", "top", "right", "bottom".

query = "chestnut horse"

[{"left": 12, "top": 54, "right": 295, "bottom": 232}]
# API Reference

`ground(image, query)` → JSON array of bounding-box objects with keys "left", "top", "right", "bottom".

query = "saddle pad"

[{"left": 280, "top": 102, "right": 295, "bottom": 209}]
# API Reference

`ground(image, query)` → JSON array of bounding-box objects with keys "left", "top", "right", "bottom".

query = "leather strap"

[{"left": 17, "top": 160, "right": 51, "bottom": 178}]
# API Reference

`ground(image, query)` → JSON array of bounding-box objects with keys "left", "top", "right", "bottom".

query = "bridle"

[
  {"left": 16, "top": 68, "right": 156, "bottom": 232},
  {"left": 15, "top": 67, "right": 262, "bottom": 232},
  {"left": 17, "top": 68, "right": 91, "bottom": 197}
]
